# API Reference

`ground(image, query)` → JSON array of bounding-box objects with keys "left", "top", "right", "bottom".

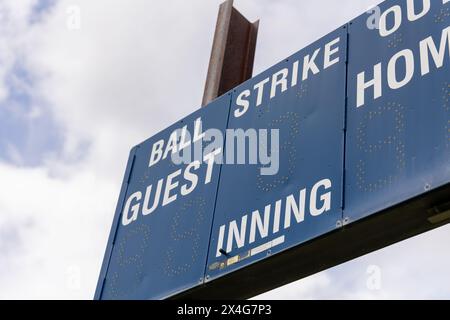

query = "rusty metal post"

[{"left": 202, "top": 0, "right": 259, "bottom": 107}]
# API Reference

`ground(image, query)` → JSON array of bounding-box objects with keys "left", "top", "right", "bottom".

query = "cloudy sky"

[{"left": 0, "top": 0, "right": 449, "bottom": 300}]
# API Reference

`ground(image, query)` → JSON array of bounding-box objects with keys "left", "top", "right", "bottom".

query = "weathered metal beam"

[{"left": 202, "top": 0, "right": 259, "bottom": 107}]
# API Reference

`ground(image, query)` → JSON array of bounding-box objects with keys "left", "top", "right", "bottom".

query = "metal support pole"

[{"left": 202, "top": 0, "right": 259, "bottom": 107}]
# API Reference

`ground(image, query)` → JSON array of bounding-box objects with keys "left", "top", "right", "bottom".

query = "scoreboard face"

[
  {"left": 96, "top": 0, "right": 450, "bottom": 300},
  {"left": 345, "top": 0, "right": 450, "bottom": 223},
  {"left": 204, "top": 27, "right": 347, "bottom": 281},
  {"left": 96, "top": 95, "right": 230, "bottom": 299}
]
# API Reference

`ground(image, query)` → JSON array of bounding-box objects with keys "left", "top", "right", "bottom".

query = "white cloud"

[
  {"left": 252, "top": 273, "right": 333, "bottom": 300},
  {"left": 0, "top": 162, "right": 118, "bottom": 299}
]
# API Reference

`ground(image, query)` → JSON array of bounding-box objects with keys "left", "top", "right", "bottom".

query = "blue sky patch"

[{"left": 30, "top": 0, "right": 57, "bottom": 24}]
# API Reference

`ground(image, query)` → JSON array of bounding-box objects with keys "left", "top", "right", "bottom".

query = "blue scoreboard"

[{"left": 95, "top": 0, "right": 450, "bottom": 300}]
